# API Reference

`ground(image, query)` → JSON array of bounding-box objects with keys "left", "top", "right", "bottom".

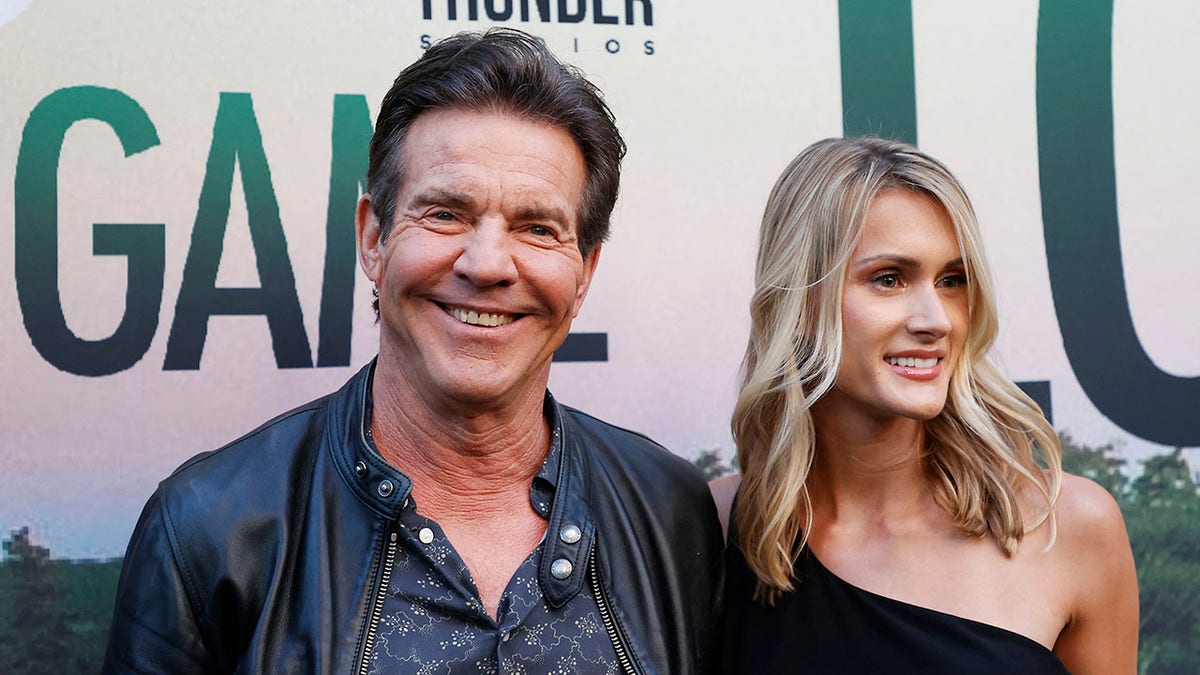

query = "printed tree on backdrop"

[
  {"left": 1058, "top": 431, "right": 1128, "bottom": 497},
  {"left": 1060, "top": 435, "right": 1199, "bottom": 674},
  {"left": 692, "top": 448, "right": 737, "bottom": 481},
  {"left": 1132, "top": 448, "right": 1196, "bottom": 507},
  {"left": 1124, "top": 448, "right": 1200, "bottom": 674},
  {"left": 0, "top": 527, "right": 91, "bottom": 674}
]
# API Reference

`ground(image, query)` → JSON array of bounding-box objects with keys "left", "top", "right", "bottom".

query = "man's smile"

[{"left": 441, "top": 303, "right": 517, "bottom": 327}]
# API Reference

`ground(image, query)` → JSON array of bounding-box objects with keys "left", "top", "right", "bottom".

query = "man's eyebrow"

[
  {"left": 514, "top": 204, "right": 571, "bottom": 224},
  {"left": 410, "top": 188, "right": 476, "bottom": 211},
  {"left": 407, "top": 190, "right": 569, "bottom": 224}
]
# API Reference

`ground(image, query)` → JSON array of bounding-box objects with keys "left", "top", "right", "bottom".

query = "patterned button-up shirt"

[{"left": 367, "top": 407, "right": 619, "bottom": 674}]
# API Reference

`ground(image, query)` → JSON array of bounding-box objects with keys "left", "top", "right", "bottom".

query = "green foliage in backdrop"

[
  {"left": 1059, "top": 435, "right": 1200, "bottom": 675},
  {"left": 0, "top": 528, "right": 120, "bottom": 673}
]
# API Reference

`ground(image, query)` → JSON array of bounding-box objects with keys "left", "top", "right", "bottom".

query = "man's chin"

[{"left": 423, "top": 365, "right": 550, "bottom": 410}]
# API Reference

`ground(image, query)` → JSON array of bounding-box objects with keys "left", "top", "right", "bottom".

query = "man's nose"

[
  {"left": 906, "top": 284, "right": 953, "bottom": 339},
  {"left": 452, "top": 220, "right": 518, "bottom": 287}
]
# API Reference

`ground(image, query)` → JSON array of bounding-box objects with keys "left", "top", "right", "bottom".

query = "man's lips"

[{"left": 439, "top": 303, "right": 517, "bottom": 327}]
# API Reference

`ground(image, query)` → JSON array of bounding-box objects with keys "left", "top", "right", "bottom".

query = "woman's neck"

[{"left": 808, "top": 405, "right": 934, "bottom": 529}]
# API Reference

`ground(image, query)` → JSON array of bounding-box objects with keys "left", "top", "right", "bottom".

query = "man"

[{"left": 104, "top": 29, "right": 723, "bottom": 674}]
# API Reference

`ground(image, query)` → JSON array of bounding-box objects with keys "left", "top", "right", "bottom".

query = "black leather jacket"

[{"left": 103, "top": 363, "right": 724, "bottom": 674}]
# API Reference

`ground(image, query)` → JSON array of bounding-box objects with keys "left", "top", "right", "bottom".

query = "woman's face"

[{"left": 824, "top": 188, "right": 970, "bottom": 423}]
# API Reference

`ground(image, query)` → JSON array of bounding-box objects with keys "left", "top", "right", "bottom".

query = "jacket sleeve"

[{"left": 102, "top": 488, "right": 217, "bottom": 674}]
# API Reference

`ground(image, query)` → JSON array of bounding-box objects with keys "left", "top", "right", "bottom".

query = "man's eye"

[
  {"left": 433, "top": 211, "right": 455, "bottom": 221},
  {"left": 529, "top": 224, "right": 553, "bottom": 237}
]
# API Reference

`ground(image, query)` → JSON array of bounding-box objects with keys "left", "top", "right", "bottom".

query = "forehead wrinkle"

[
  {"left": 436, "top": 132, "right": 581, "bottom": 186},
  {"left": 401, "top": 110, "right": 585, "bottom": 233}
]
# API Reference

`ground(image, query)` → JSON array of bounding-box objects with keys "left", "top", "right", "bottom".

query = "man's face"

[{"left": 357, "top": 108, "right": 598, "bottom": 411}]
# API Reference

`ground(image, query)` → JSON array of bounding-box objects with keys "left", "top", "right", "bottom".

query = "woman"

[{"left": 713, "top": 138, "right": 1137, "bottom": 674}]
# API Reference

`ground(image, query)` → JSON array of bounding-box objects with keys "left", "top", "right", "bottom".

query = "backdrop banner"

[{"left": 1, "top": 0, "right": 1196, "bottom": 671}]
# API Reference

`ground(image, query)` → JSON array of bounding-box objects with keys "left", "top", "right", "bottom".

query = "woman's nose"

[{"left": 907, "top": 284, "right": 953, "bottom": 339}]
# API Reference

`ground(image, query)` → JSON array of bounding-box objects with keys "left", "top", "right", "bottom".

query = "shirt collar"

[
  {"left": 363, "top": 383, "right": 563, "bottom": 518},
  {"left": 530, "top": 392, "right": 562, "bottom": 518}
]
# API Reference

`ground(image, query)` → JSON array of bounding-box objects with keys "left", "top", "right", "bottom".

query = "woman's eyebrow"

[
  {"left": 852, "top": 255, "right": 965, "bottom": 270},
  {"left": 853, "top": 254, "right": 920, "bottom": 268}
]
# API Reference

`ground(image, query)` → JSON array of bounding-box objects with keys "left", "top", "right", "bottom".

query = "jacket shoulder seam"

[
  {"left": 171, "top": 400, "right": 329, "bottom": 475},
  {"left": 158, "top": 487, "right": 216, "bottom": 661},
  {"left": 559, "top": 404, "right": 667, "bottom": 450}
]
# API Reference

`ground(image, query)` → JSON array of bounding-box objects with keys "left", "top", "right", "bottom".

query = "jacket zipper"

[
  {"left": 589, "top": 549, "right": 641, "bottom": 675},
  {"left": 356, "top": 524, "right": 398, "bottom": 675}
]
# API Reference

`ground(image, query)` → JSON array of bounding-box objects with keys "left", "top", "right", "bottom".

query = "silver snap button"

[
  {"left": 354, "top": 461, "right": 367, "bottom": 478},
  {"left": 418, "top": 527, "right": 435, "bottom": 544},
  {"left": 550, "top": 558, "right": 573, "bottom": 580},
  {"left": 559, "top": 524, "right": 582, "bottom": 545},
  {"left": 377, "top": 479, "right": 394, "bottom": 497}
]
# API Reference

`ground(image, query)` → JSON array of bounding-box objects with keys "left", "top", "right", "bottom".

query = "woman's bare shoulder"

[
  {"left": 1048, "top": 472, "right": 1139, "bottom": 673},
  {"left": 1054, "top": 473, "right": 1128, "bottom": 543},
  {"left": 708, "top": 473, "right": 741, "bottom": 542}
]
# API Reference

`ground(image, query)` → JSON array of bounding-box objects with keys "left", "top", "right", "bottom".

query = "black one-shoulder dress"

[{"left": 721, "top": 542, "right": 1070, "bottom": 674}]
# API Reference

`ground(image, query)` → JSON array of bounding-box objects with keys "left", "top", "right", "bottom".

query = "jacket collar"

[
  {"left": 539, "top": 394, "right": 595, "bottom": 608},
  {"left": 331, "top": 360, "right": 414, "bottom": 519},
  {"left": 331, "top": 359, "right": 595, "bottom": 606}
]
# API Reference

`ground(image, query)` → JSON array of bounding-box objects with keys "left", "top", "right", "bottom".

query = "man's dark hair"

[{"left": 367, "top": 28, "right": 626, "bottom": 257}]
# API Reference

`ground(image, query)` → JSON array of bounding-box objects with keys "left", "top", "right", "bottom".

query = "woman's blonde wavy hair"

[{"left": 732, "top": 137, "right": 1062, "bottom": 603}]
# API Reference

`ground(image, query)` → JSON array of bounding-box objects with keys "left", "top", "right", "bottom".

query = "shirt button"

[
  {"left": 550, "top": 558, "right": 573, "bottom": 580},
  {"left": 377, "top": 479, "right": 394, "bottom": 497},
  {"left": 559, "top": 524, "right": 582, "bottom": 544},
  {"left": 354, "top": 461, "right": 367, "bottom": 478},
  {"left": 418, "top": 527, "right": 435, "bottom": 544}
]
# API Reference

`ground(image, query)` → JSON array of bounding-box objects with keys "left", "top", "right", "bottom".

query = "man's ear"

[
  {"left": 356, "top": 195, "right": 383, "bottom": 285},
  {"left": 572, "top": 245, "right": 602, "bottom": 318}
]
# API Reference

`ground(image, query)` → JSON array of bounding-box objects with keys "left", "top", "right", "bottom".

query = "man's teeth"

[
  {"left": 887, "top": 356, "right": 938, "bottom": 368},
  {"left": 448, "top": 307, "right": 514, "bottom": 327}
]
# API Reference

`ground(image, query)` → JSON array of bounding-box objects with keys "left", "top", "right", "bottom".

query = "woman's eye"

[
  {"left": 940, "top": 274, "right": 968, "bottom": 288},
  {"left": 873, "top": 273, "right": 900, "bottom": 289}
]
